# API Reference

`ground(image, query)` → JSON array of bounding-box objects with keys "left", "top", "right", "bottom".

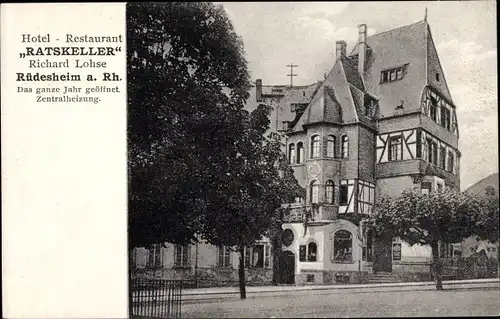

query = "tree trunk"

[
  {"left": 238, "top": 246, "right": 247, "bottom": 299},
  {"left": 272, "top": 225, "right": 283, "bottom": 285},
  {"left": 431, "top": 241, "right": 443, "bottom": 291}
]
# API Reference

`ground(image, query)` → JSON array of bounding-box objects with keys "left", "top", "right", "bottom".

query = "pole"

[{"left": 286, "top": 63, "right": 298, "bottom": 87}]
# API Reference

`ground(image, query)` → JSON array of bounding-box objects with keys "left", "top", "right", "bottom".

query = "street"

[{"left": 181, "top": 287, "right": 500, "bottom": 318}]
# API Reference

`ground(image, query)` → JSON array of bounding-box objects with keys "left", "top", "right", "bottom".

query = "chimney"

[
  {"left": 335, "top": 41, "right": 347, "bottom": 60},
  {"left": 358, "top": 24, "right": 367, "bottom": 75},
  {"left": 256, "top": 79, "right": 262, "bottom": 102}
]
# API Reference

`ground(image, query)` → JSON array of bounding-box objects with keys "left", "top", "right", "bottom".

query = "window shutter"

[
  {"left": 227, "top": 248, "right": 232, "bottom": 267},
  {"left": 182, "top": 245, "right": 189, "bottom": 266},
  {"left": 264, "top": 245, "right": 271, "bottom": 269},
  {"left": 174, "top": 246, "right": 179, "bottom": 267},
  {"left": 244, "top": 247, "right": 251, "bottom": 268},
  {"left": 217, "top": 246, "right": 222, "bottom": 266}
]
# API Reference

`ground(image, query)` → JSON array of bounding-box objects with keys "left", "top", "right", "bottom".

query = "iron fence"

[{"left": 130, "top": 278, "right": 182, "bottom": 318}]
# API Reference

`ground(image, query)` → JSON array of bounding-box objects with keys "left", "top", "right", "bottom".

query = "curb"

[{"left": 182, "top": 278, "right": 499, "bottom": 298}]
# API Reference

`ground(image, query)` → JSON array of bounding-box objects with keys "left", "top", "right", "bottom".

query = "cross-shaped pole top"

[{"left": 286, "top": 63, "right": 298, "bottom": 87}]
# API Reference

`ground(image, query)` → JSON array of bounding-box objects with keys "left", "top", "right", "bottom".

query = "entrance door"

[
  {"left": 373, "top": 234, "right": 392, "bottom": 272},
  {"left": 278, "top": 251, "right": 295, "bottom": 284}
]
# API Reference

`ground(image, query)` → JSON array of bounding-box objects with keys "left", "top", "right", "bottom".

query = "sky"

[{"left": 218, "top": 1, "right": 498, "bottom": 191}]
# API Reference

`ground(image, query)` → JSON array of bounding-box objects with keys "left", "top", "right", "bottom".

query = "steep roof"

[
  {"left": 349, "top": 20, "right": 444, "bottom": 118},
  {"left": 340, "top": 56, "right": 365, "bottom": 91},
  {"left": 291, "top": 56, "right": 358, "bottom": 132}
]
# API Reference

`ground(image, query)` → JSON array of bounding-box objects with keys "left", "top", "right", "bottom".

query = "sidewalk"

[{"left": 181, "top": 278, "right": 499, "bottom": 301}]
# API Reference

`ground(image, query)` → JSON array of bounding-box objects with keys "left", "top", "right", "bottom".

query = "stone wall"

[{"left": 296, "top": 269, "right": 371, "bottom": 285}]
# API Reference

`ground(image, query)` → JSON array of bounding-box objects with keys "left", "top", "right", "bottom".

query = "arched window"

[
  {"left": 307, "top": 242, "right": 317, "bottom": 262},
  {"left": 288, "top": 143, "right": 296, "bottom": 164},
  {"left": 325, "top": 180, "right": 335, "bottom": 204},
  {"left": 326, "top": 135, "right": 336, "bottom": 158},
  {"left": 341, "top": 135, "right": 349, "bottom": 158},
  {"left": 333, "top": 230, "right": 352, "bottom": 262},
  {"left": 310, "top": 180, "right": 319, "bottom": 204},
  {"left": 296, "top": 142, "right": 304, "bottom": 163},
  {"left": 311, "top": 135, "right": 320, "bottom": 158}
]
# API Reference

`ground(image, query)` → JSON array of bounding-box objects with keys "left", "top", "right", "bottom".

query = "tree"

[
  {"left": 128, "top": 2, "right": 251, "bottom": 248},
  {"left": 200, "top": 104, "right": 303, "bottom": 299},
  {"left": 364, "top": 188, "right": 483, "bottom": 290},
  {"left": 475, "top": 187, "right": 499, "bottom": 244}
]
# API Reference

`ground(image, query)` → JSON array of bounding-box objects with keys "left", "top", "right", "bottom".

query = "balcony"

[{"left": 282, "top": 203, "right": 337, "bottom": 223}]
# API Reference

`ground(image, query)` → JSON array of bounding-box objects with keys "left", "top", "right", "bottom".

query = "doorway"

[
  {"left": 278, "top": 251, "right": 295, "bottom": 284},
  {"left": 373, "top": 233, "right": 392, "bottom": 272}
]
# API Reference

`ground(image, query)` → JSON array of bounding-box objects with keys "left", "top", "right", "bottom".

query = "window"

[
  {"left": 307, "top": 274, "right": 315, "bottom": 282},
  {"left": 296, "top": 142, "right": 304, "bottom": 163},
  {"left": 310, "top": 180, "right": 319, "bottom": 204},
  {"left": 288, "top": 143, "right": 296, "bottom": 164},
  {"left": 244, "top": 245, "right": 271, "bottom": 268},
  {"left": 416, "top": 130, "right": 422, "bottom": 158},
  {"left": 439, "top": 146, "right": 446, "bottom": 170},
  {"left": 339, "top": 185, "right": 348, "bottom": 205},
  {"left": 174, "top": 244, "right": 190, "bottom": 267},
  {"left": 421, "top": 182, "right": 431, "bottom": 195},
  {"left": 148, "top": 244, "right": 163, "bottom": 268},
  {"left": 299, "top": 242, "right": 318, "bottom": 262},
  {"left": 308, "top": 242, "right": 317, "bottom": 261},
  {"left": 326, "top": 135, "right": 336, "bottom": 158},
  {"left": 441, "top": 107, "right": 451, "bottom": 131},
  {"left": 388, "top": 136, "right": 402, "bottom": 161},
  {"left": 311, "top": 135, "right": 320, "bottom": 158},
  {"left": 430, "top": 96, "right": 437, "bottom": 121},
  {"left": 281, "top": 229, "right": 294, "bottom": 247},
  {"left": 436, "top": 73, "right": 440, "bottom": 82},
  {"left": 325, "top": 180, "right": 335, "bottom": 204},
  {"left": 439, "top": 241, "right": 452, "bottom": 258},
  {"left": 341, "top": 135, "right": 349, "bottom": 158},
  {"left": 333, "top": 230, "right": 353, "bottom": 262},
  {"left": 217, "top": 246, "right": 232, "bottom": 267},
  {"left": 432, "top": 142, "right": 438, "bottom": 165},
  {"left": 426, "top": 138, "right": 432, "bottom": 163},
  {"left": 299, "top": 245, "right": 307, "bottom": 261},
  {"left": 448, "top": 151, "right": 454, "bottom": 173},
  {"left": 380, "top": 64, "right": 408, "bottom": 84},
  {"left": 365, "top": 97, "right": 378, "bottom": 118},
  {"left": 427, "top": 139, "right": 437, "bottom": 165}
]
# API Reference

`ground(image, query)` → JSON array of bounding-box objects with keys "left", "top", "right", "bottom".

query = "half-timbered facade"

[{"left": 255, "top": 19, "right": 461, "bottom": 284}]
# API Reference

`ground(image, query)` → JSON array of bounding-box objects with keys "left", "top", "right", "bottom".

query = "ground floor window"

[
  {"left": 244, "top": 244, "right": 271, "bottom": 269},
  {"left": 148, "top": 243, "right": 163, "bottom": 268},
  {"left": 217, "top": 246, "right": 232, "bottom": 267},
  {"left": 333, "top": 230, "right": 353, "bottom": 262},
  {"left": 174, "top": 244, "right": 190, "bottom": 267},
  {"left": 439, "top": 241, "right": 453, "bottom": 258},
  {"left": 299, "top": 242, "right": 318, "bottom": 262}
]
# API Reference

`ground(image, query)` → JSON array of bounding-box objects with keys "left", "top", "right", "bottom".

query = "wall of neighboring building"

[{"left": 132, "top": 240, "right": 274, "bottom": 287}]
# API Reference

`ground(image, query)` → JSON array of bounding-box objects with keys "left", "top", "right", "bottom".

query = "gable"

[
  {"left": 426, "top": 25, "right": 454, "bottom": 103},
  {"left": 291, "top": 59, "right": 358, "bottom": 132},
  {"left": 349, "top": 21, "right": 429, "bottom": 118}
]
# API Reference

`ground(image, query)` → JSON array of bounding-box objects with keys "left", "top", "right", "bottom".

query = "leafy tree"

[
  {"left": 475, "top": 188, "right": 499, "bottom": 244},
  {"left": 200, "top": 103, "right": 303, "bottom": 299},
  {"left": 364, "top": 188, "right": 483, "bottom": 290},
  {"left": 128, "top": 2, "right": 250, "bottom": 248}
]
